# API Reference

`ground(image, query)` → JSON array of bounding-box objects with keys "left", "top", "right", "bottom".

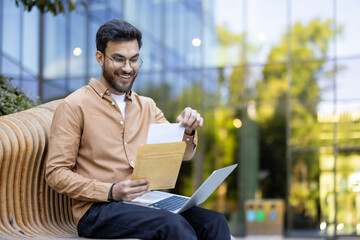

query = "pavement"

[
  {"left": 232, "top": 236, "right": 357, "bottom": 240},
  {"left": 4, "top": 234, "right": 358, "bottom": 240},
  {"left": 9, "top": 236, "right": 358, "bottom": 240},
  {"left": 232, "top": 237, "right": 319, "bottom": 240},
  {"left": 43, "top": 236, "right": 354, "bottom": 240}
]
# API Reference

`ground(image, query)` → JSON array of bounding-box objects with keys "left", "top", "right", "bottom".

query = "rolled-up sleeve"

[{"left": 45, "top": 100, "right": 112, "bottom": 202}]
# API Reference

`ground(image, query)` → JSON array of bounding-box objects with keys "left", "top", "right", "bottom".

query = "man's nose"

[{"left": 122, "top": 60, "right": 133, "bottom": 72}]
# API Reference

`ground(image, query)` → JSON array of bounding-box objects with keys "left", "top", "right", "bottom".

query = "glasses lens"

[
  {"left": 108, "top": 55, "right": 143, "bottom": 69},
  {"left": 111, "top": 58, "right": 125, "bottom": 69},
  {"left": 129, "top": 58, "right": 143, "bottom": 69}
]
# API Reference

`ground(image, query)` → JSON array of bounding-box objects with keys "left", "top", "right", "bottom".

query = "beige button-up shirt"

[{"left": 45, "top": 78, "right": 197, "bottom": 227}]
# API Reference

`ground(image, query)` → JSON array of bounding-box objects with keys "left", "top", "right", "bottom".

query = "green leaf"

[
  {"left": 0, "top": 74, "right": 37, "bottom": 116},
  {"left": 12, "top": 0, "right": 79, "bottom": 16},
  {"left": 69, "top": 2, "right": 75, "bottom": 11},
  {"left": 58, "top": 1, "right": 64, "bottom": 13},
  {"left": 80, "top": 1, "right": 88, "bottom": 9}
]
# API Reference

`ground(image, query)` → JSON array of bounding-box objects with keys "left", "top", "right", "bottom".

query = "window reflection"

[
  {"left": 44, "top": 13, "right": 67, "bottom": 79},
  {"left": 337, "top": 0, "right": 360, "bottom": 57}
]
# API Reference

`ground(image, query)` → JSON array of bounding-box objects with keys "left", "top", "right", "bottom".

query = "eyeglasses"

[{"left": 104, "top": 54, "right": 143, "bottom": 69}]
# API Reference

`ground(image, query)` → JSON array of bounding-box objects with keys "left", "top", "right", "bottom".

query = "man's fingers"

[
  {"left": 113, "top": 179, "right": 150, "bottom": 201},
  {"left": 124, "top": 179, "right": 150, "bottom": 194},
  {"left": 121, "top": 181, "right": 150, "bottom": 202},
  {"left": 179, "top": 108, "right": 203, "bottom": 133},
  {"left": 177, "top": 107, "right": 201, "bottom": 128},
  {"left": 186, "top": 111, "right": 199, "bottom": 127},
  {"left": 177, "top": 107, "right": 192, "bottom": 126},
  {"left": 128, "top": 179, "right": 149, "bottom": 187},
  {"left": 126, "top": 184, "right": 149, "bottom": 195},
  {"left": 123, "top": 191, "right": 149, "bottom": 202},
  {"left": 198, "top": 116, "right": 204, "bottom": 129},
  {"left": 182, "top": 108, "right": 193, "bottom": 125},
  {"left": 176, "top": 115, "right": 183, "bottom": 124},
  {"left": 187, "top": 114, "right": 203, "bottom": 130}
]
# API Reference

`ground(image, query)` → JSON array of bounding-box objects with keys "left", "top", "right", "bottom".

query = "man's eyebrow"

[{"left": 112, "top": 53, "right": 139, "bottom": 58}]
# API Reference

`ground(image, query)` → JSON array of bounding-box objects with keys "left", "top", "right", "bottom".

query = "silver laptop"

[{"left": 127, "top": 164, "right": 237, "bottom": 213}]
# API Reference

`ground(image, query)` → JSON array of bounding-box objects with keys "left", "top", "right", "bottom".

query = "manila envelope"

[{"left": 131, "top": 142, "right": 186, "bottom": 190}]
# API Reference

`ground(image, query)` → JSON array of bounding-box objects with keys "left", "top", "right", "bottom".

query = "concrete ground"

[
  {"left": 30, "top": 236, "right": 357, "bottom": 240},
  {"left": 10, "top": 234, "right": 359, "bottom": 240},
  {"left": 233, "top": 236, "right": 321, "bottom": 240},
  {"left": 233, "top": 236, "right": 358, "bottom": 240}
]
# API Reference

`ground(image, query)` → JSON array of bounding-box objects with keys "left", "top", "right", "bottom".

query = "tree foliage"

[
  {"left": 255, "top": 19, "right": 339, "bottom": 227},
  {"left": 0, "top": 74, "right": 37, "bottom": 116},
  {"left": 14, "top": 0, "right": 87, "bottom": 15}
]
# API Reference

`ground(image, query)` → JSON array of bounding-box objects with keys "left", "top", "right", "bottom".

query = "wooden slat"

[
  {"left": 0, "top": 117, "right": 36, "bottom": 237},
  {"left": 22, "top": 109, "right": 62, "bottom": 237},
  {"left": 0, "top": 100, "right": 78, "bottom": 238},
  {"left": 0, "top": 127, "right": 23, "bottom": 238},
  {"left": 0, "top": 121, "right": 29, "bottom": 238}
]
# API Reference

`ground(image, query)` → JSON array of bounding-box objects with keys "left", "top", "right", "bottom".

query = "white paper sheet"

[{"left": 146, "top": 123, "right": 185, "bottom": 144}]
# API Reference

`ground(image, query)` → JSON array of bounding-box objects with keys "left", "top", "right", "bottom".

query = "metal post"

[
  {"left": 0, "top": 0, "right": 3, "bottom": 73},
  {"left": 38, "top": 13, "right": 44, "bottom": 101},
  {"left": 19, "top": 4, "right": 24, "bottom": 86},
  {"left": 194, "top": 0, "right": 205, "bottom": 191},
  {"left": 84, "top": 0, "right": 90, "bottom": 85},
  {"left": 285, "top": 0, "right": 293, "bottom": 236},
  {"left": 65, "top": 11, "right": 70, "bottom": 93},
  {"left": 332, "top": 0, "right": 338, "bottom": 239},
  {"left": 237, "top": 0, "right": 249, "bottom": 236}
]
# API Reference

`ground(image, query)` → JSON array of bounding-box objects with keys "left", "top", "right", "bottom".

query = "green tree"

[
  {"left": 256, "top": 19, "right": 339, "bottom": 227},
  {"left": 178, "top": 80, "right": 238, "bottom": 213},
  {"left": 2, "top": 0, "right": 87, "bottom": 116},
  {"left": 0, "top": 74, "right": 37, "bottom": 116},
  {"left": 14, "top": 0, "right": 87, "bottom": 15}
]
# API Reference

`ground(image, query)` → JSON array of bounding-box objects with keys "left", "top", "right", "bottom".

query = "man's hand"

[
  {"left": 112, "top": 179, "right": 150, "bottom": 202},
  {"left": 176, "top": 107, "right": 204, "bottom": 135}
]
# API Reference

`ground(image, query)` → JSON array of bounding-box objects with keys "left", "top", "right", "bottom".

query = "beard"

[{"left": 102, "top": 64, "right": 137, "bottom": 94}]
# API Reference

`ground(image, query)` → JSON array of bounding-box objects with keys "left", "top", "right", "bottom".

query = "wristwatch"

[{"left": 108, "top": 183, "right": 115, "bottom": 201}]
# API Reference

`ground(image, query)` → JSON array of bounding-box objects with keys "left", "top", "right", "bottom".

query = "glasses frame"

[{"left": 104, "top": 54, "right": 143, "bottom": 69}]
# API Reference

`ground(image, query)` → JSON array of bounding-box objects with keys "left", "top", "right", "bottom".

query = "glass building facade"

[{"left": 1, "top": 0, "right": 360, "bottom": 238}]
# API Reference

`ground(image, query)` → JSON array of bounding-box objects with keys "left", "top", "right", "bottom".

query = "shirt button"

[
  {"left": 120, "top": 121, "right": 124, "bottom": 125},
  {"left": 100, "top": 93, "right": 103, "bottom": 97},
  {"left": 186, "top": 138, "right": 190, "bottom": 141},
  {"left": 124, "top": 142, "right": 128, "bottom": 145},
  {"left": 130, "top": 161, "right": 134, "bottom": 167},
  {"left": 112, "top": 102, "right": 115, "bottom": 105}
]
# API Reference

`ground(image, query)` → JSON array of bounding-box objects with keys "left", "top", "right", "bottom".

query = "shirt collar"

[{"left": 88, "top": 78, "right": 133, "bottom": 101}]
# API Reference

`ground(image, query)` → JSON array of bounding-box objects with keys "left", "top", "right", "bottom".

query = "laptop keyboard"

[{"left": 149, "top": 195, "right": 188, "bottom": 211}]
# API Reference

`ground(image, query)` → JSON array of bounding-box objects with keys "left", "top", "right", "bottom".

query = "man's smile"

[
  {"left": 119, "top": 75, "right": 131, "bottom": 79},
  {"left": 115, "top": 72, "right": 133, "bottom": 82}
]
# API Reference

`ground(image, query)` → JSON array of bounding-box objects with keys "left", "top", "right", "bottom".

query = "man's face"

[{"left": 101, "top": 40, "right": 140, "bottom": 94}]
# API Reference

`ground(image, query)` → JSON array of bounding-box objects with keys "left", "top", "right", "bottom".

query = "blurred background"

[{"left": 1, "top": 0, "right": 360, "bottom": 238}]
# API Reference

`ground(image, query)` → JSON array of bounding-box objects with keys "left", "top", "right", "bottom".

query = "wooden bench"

[
  {"left": 0, "top": 100, "right": 80, "bottom": 238},
  {"left": 0, "top": 100, "right": 235, "bottom": 239}
]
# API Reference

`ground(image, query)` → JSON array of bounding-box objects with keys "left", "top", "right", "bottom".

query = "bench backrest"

[{"left": 0, "top": 100, "right": 77, "bottom": 238}]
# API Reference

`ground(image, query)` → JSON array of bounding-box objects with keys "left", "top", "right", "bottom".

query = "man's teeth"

[{"left": 120, "top": 75, "right": 130, "bottom": 79}]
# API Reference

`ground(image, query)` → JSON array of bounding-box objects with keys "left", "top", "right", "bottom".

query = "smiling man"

[{"left": 45, "top": 19, "right": 231, "bottom": 240}]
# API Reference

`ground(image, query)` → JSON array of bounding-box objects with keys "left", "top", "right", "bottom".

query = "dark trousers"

[{"left": 78, "top": 201, "right": 231, "bottom": 240}]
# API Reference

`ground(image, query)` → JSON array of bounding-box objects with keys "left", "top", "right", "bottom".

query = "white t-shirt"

[{"left": 110, "top": 93, "right": 126, "bottom": 120}]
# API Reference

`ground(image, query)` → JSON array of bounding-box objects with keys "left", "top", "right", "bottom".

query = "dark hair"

[{"left": 96, "top": 19, "right": 142, "bottom": 54}]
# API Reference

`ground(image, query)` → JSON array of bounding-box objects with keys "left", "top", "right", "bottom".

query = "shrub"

[{"left": 0, "top": 74, "right": 37, "bottom": 116}]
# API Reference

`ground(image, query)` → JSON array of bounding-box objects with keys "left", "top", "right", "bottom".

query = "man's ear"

[{"left": 95, "top": 51, "right": 104, "bottom": 67}]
